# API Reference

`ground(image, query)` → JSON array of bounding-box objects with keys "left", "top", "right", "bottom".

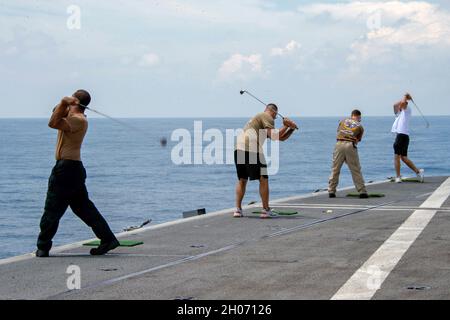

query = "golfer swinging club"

[
  {"left": 328, "top": 110, "right": 369, "bottom": 199},
  {"left": 233, "top": 103, "right": 297, "bottom": 218},
  {"left": 391, "top": 93, "right": 424, "bottom": 183},
  {"left": 36, "top": 90, "right": 119, "bottom": 257}
]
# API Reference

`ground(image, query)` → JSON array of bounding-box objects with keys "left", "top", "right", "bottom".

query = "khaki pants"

[{"left": 328, "top": 141, "right": 367, "bottom": 194}]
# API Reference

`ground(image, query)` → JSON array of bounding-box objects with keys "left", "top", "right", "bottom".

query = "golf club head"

[{"left": 239, "top": 90, "right": 246, "bottom": 95}]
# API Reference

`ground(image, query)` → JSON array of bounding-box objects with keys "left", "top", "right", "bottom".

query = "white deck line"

[
  {"left": 274, "top": 204, "right": 449, "bottom": 211},
  {"left": 331, "top": 177, "right": 450, "bottom": 300}
]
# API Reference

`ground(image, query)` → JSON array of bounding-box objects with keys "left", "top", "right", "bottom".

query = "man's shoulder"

[
  {"left": 341, "top": 118, "right": 354, "bottom": 125},
  {"left": 67, "top": 113, "right": 88, "bottom": 131},
  {"left": 256, "top": 112, "right": 274, "bottom": 122},
  {"left": 68, "top": 113, "right": 87, "bottom": 123},
  {"left": 343, "top": 118, "right": 361, "bottom": 127},
  {"left": 255, "top": 111, "right": 268, "bottom": 118}
]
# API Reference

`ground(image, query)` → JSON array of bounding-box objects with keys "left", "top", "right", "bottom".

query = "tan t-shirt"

[
  {"left": 336, "top": 118, "right": 364, "bottom": 143},
  {"left": 236, "top": 112, "right": 275, "bottom": 153},
  {"left": 55, "top": 113, "right": 88, "bottom": 161}
]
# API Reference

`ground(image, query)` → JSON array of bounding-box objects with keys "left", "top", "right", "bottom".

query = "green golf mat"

[
  {"left": 389, "top": 177, "right": 422, "bottom": 183},
  {"left": 252, "top": 210, "right": 298, "bottom": 216},
  {"left": 346, "top": 193, "right": 385, "bottom": 198},
  {"left": 83, "top": 240, "right": 144, "bottom": 247}
]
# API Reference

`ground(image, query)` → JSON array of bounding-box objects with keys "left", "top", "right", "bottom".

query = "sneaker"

[
  {"left": 395, "top": 177, "right": 402, "bottom": 183},
  {"left": 359, "top": 193, "right": 369, "bottom": 199},
  {"left": 35, "top": 249, "right": 49, "bottom": 258},
  {"left": 90, "top": 239, "right": 120, "bottom": 256},
  {"left": 233, "top": 208, "right": 244, "bottom": 218},
  {"left": 329, "top": 193, "right": 336, "bottom": 198},
  {"left": 260, "top": 208, "right": 278, "bottom": 219},
  {"left": 417, "top": 169, "right": 425, "bottom": 183}
]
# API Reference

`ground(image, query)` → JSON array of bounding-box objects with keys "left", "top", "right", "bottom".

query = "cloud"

[
  {"left": 218, "top": 53, "right": 263, "bottom": 79},
  {"left": 2, "top": 0, "right": 450, "bottom": 117},
  {"left": 270, "top": 40, "right": 301, "bottom": 56},
  {"left": 299, "top": 1, "right": 436, "bottom": 22},
  {"left": 138, "top": 53, "right": 160, "bottom": 67},
  {"left": 298, "top": 1, "right": 450, "bottom": 64},
  {"left": 217, "top": 40, "right": 302, "bottom": 81}
]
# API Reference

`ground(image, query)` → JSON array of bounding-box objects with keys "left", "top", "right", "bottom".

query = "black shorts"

[
  {"left": 393, "top": 133, "right": 410, "bottom": 156},
  {"left": 234, "top": 150, "right": 268, "bottom": 181}
]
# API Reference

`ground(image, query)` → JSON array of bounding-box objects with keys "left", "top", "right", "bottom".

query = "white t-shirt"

[{"left": 391, "top": 107, "right": 412, "bottom": 135}]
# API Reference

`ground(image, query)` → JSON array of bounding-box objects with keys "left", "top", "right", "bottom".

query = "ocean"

[{"left": 1, "top": 116, "right": 449, "bottom": 259}]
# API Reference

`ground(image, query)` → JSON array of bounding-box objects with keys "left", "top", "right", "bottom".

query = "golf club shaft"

[
  {"left": 241, "top": 90, "right": 297, "bottom": 129},
  {"left": 243, "top": 91, "right": 268, "bottom": 107},
  {"left": 410, "top": 99, "right": 430, "bottom": 128},
  {"left": 80, "top": 104, "right": 147, "bottom": 132},
  {"left": 242, "top": 91, "right": 286, "bottom": 117}
]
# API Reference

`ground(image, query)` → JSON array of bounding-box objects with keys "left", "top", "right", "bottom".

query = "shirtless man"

[{"left": 36, "top": 90, "right": 119, "bottom": 257}]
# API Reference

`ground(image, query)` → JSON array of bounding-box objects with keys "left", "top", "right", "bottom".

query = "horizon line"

[{"left": 1, "top": 115, "right": 449, "bottom": 120}]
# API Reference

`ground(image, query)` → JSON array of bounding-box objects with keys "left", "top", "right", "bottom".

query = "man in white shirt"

[{"left": 391, "top": 93, "right": 424, "bottom": 183}]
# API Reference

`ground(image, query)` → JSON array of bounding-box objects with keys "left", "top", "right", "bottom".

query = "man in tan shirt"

[
  {"left": 234, "top": 104, "right": 297, "bottom": 219},
  {"left": 328, "top": 109, "right": 368, "bottom": 199},
  {"left": 36, "top": 90, "right": 119, "bottom": 257}
]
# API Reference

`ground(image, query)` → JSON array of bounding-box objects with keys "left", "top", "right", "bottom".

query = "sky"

[{"left": 1, "top": 0, "right": 450, "bottom": 118}]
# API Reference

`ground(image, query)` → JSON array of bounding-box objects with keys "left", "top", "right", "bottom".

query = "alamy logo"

[
  {"left": 66, "top": 5, "right": 81, "bottom": 30},
  {"left": 366, "top": 265, "right": 383, "bottom": 290},
  {"left": 366, "top": 10, "right": 382, "bottom": 31},
  {"left": 170, "top": 121, "right": 280, "bottom": 175},
  {"left": 66, "top": 265, "right": 81, "bottom": 290}
]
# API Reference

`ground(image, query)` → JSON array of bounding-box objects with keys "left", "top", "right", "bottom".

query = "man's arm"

[
  {"left": 279, "top": 126, "right": 295, "bottom": 141},
  {"left": 393, "top": 102, "right": 400, "bottom": 115},
  {"left": 271, "top": 118, "right": 297, "bottom": 141},
  {"left": 393, "top": 100, "right": 408, "bottom": 115},
  {"left": 267, "top": 126, "right": 294, "bottom": 141},
  {"left": 48, "top": 97, "right": 78, "bottom": 131},
  {"left": 356, "top": 127, "right": 364, "bottom": 143}
]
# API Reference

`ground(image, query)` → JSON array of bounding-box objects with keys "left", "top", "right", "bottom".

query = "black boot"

[
  {"left": 36, "top": 249, "right": 49, "bottom": 258},
  {"left": 329, "top": 193, "right": 336, "bottom": 198},
  {"left": 360, "top": 193, "right": 369, "bottom": 199},
  {"left": 90, "top": 239, "right": 120, "bottom": 256}
]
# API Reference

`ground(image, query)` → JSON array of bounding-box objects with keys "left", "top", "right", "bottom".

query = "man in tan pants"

[{"left": 328, "top": 110, "right": 368, "bottom": 199}]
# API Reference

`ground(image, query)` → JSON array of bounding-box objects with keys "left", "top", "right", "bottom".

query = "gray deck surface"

[{"left": 1, "top": 176, "right": 449, "bottom": 300}]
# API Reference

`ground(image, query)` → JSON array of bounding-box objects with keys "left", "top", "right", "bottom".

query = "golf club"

[
  {"left": 79, "top": 103, "right": 148, "bottom": 132},
  {"left": 79, "top": 104, "right": 170, "bottom": 146},
  {"left": 410, "top": 99, "right": 430, "bottom": 129},
  {"left": 239, "top": 90, "right": 298, "bottom": 130}
]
